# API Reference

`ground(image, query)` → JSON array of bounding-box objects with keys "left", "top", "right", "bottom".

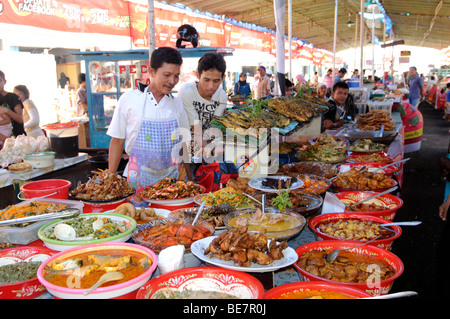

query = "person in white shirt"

[
  {"left": 177, "top": 53, "right": 228, "bottom": 160},
  {"left": 311, "top": 72, "right": 319, "bottom": 85},
  {"left": 177, "top": 52, "right": 228, "bottom": 132},
  {"left": 107, "top": 47, "right": 191, "bottom": 189}
]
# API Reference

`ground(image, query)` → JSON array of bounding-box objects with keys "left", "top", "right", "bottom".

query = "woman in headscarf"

[{"left": 233, "top": 72, "right": 251, "bottom": 98}]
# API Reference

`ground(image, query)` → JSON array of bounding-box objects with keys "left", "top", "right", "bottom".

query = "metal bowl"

[
  {"left": 223, "top": 208, "right": 306, "bottom": 241},
  {"left": 343, "top": 130, "right": 398, "bottom": 146}
]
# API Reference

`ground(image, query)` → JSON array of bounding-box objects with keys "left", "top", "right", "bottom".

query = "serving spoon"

[
  {"left": 378, "top": 125, "right": 384, "bottom": 138},
  {"left": 363, "top": 291, "right": 418, "bottom": 299},
  {"left": 379, "top": 221, "right": 422, "bottom": 233},
  {"left": 326, "top": 235, "right": 382, "bottom": 263},
  {"left": 83, "top": 271, "right": 124, "bottom": 296},
  {"left": 372, "top": 158, "right": 411, "bottom": 174},
  {"left": 348, "top": 186, "right": 398, "bottom": 209},
  {"left": 262, "top": 194, "right": 266, "bottom": 214},
  {"left": 192, "top": 200, "right": 206, "bottom": 226}
]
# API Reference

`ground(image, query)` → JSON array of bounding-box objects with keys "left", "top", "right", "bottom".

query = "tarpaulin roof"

[{"left": 166, "top": 0, "right": 450, "bottom": 51}]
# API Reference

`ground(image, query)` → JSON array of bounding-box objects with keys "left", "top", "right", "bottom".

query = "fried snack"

[
  {"left": 139, "top": 178, "right": 204, "bottom": 200},
  {"left": 356, "top": 110, "right": 396, "bottom": 131},
  {"left": 113, "top": 203, "right": 136, "bottom": 219},
  {"left": 333, "top": 167, "right": 396, "bottom": 190},
  {"left": 226, "top": 177, "right": 256, "bottom": 194},
  {"left": 347, "top": 153, "right": 392, "bottom": 163},
  {"left": 70, "top": 169, "right": 134, "bottom": 201},
  {"left": 8, "top": 162, "right": 32, "bottom": 171},
  {"left": 113, "top": 203, "right": 165, "bottom": 223}
]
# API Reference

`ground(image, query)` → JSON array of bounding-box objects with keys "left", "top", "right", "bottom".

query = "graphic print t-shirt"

[{"left": 177, "top": 82, "right": 228, "bottom": 130}]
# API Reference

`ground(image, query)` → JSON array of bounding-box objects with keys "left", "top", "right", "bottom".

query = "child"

[{"left": 0, "top": 112, "right": 12, "bottom": 149}]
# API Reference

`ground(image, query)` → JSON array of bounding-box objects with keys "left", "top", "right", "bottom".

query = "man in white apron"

[{"left": 107, "top": 47, "right": 191, "bottom": 190}]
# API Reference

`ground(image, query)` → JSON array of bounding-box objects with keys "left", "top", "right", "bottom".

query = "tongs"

[{"left": 0, "top": 208, "right": 81, "bottom": 227}]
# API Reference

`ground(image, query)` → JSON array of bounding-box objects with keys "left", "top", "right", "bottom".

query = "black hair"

[
  {"left": 176, "top": 24, "right": 199, "bottom": 48},
  {"left": 150, "top": 47, "right": 183, "bottom": 70},
  {"left": 78, "top": 73, "right": 86, "bottom": 84},
  {"left": 13, "top": 85, "right": 30, "bottom": 100},
  {"left": 197, "top": 53, "right": 226, "bottom": 77},
  {"left": 285, "top": 78, "right": 293, "bottom": 88},
  {"left": 0, "top": 70, "right": 5, "bottom": 81},
  {"left": 447, "top": 83, "right": 450, "bottom": 89},
  {"left": 332, "top": 81, "right": 349, "bottom": 92}
]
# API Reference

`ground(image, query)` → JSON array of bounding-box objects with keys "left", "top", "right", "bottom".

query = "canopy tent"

[{"left": 165, "top": 0, "right": 450, "bottom": 51}]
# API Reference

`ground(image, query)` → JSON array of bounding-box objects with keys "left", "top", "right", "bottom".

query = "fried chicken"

[{"left": 204, "top": 227, "right": 287, "bottom": 267}]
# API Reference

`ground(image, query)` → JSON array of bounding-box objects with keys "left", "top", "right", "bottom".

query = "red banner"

[
  {"left": 226, "top": 23, "right": 273, "bottom": 53},
  {"left": 312, "top": 49, "right": 325, "bottom": 66},
  {"left": 1, "top": 0, "right": 131, "bottom": 36},
  {"left": 0, "top": 0, "right": 332, "bottom": 66}
]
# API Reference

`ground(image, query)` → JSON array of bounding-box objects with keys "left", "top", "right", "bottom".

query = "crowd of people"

[{"left": 0, "top": 70, "right": 44, "bottom": 149}]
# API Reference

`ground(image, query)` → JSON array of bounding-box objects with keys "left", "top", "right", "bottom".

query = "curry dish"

[
  {"left": 333, "top": 167, "right": 396, "bottom": 190},
  {"left": 229, "top": 209, "right": 302, "bottom": 233},
  {"left": 43, "top": 250, "right": 152, "bottom": 289},
  {"left": 297, "top": 250, "right": 395, "bottom": 283},
  {"left": 317, "top": 218, "right": 393, "bottom": 241}
]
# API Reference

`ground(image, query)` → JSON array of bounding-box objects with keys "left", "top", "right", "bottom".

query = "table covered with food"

[{"left": 0, "top": 95, "right": 417, "bottom": 300}]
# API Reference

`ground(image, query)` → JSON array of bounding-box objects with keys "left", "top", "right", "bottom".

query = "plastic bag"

[{"left": 36, "top": 136, "right": 49, "bottom": 152}]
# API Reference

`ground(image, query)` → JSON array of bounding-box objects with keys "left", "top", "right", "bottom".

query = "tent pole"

[
  {"left": 288, "top": 0, "right": 292, "bottom": 81},
  {"left": 148, "top": 0, "right": 156, "bottom": 54},
  {"left": 332, "top": 0, "right": 338, "bottom": 84},
  {"left": 359, "top": 0, "right": 364, "bottom": 87}
]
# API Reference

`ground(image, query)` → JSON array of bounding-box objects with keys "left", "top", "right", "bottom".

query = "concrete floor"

[{"left": 388, "top": 101, "right": 449, "bottom": 299}]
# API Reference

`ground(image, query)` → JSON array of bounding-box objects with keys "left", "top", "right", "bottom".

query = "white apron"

[{"left": 127, "top": 86, "right": 181, "bottom": 189}]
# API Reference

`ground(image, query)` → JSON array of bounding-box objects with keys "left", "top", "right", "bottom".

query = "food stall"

[{"left": 0, "top": 84, "right": 417, "bottom": 300}]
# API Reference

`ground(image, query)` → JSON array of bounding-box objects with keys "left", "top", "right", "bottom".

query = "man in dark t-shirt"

[{"left": 0, "top": 70, "right": 26, "bottom": 140}]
